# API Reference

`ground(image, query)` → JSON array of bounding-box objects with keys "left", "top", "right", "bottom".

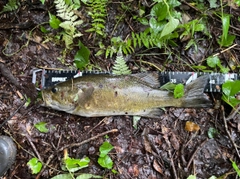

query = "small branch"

[
  {"left": 25, "top": 135, "right": 43, "bottom": 162},
  {"left": 213, "top": 44, "right": 238, "bottom": 57},
  {"left": 222, "top": 105, "right": 240, "bottom": 159},
  {"left": 186, "top": 139, "right": 208, "bottom": 170},
  {"left": 35, "top": 154, "right": 54, "bottom": 179},
  {"left": 58, "top": 129, "right": 118, "bottom": 152}
]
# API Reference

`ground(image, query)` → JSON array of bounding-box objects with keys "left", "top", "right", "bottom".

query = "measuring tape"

[{"left": 32, "top": 69, "right": 239, "bottom": 92}]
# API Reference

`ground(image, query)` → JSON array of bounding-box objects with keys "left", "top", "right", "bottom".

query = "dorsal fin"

[{"left": 131, "top": 72, "right": 160, "bottom": 88}]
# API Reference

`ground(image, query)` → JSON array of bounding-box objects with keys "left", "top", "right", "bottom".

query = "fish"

[{"left": 41, "top": 73, "right": 212, "bottom": 118}]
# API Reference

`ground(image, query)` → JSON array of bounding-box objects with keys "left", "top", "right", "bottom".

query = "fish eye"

[{"left": 51, "top": 87, "right": 57, "bottom": 93}]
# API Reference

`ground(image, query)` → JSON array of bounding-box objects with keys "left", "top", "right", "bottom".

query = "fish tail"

[{"left": 182, "top": 75, "right": 212, "bottom": 108}]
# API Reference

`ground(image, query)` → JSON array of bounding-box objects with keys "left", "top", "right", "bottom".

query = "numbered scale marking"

[{"left": 32, "top": 69, "right": 239, "bottom": 92}]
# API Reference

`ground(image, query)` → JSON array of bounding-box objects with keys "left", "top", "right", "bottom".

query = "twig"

[
  {"left": 26, "top": 135, "right": 43, "bottom": 162},
  {"left": 225, "top": 105, "right": 240, "bottom": 121},
  {"left": 0, "top": 100, "right": 26, "bottom": 129},
  {"left": 222, "top": 105, "right": 240, "bottom": 159},
  {"left": 213, "top": 44, "right": 238, "bottom": 57},
  {"left": 186, "top": 139, "right": 208, "bottom": 170},
  {"left": 58, "top": 129, "right": 118, "bottom": 152}
]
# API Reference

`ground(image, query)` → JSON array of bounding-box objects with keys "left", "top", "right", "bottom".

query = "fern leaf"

[
  {"left": 0, "top": 0, "right": 19, "bottom": 14},
  {"left": 112, "top": 49, "right": 131, "bottom": 75}
]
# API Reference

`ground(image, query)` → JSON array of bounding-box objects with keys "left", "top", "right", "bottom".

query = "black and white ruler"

[{"left": 32, "top": 69, "right": 239, "bottom": 92}]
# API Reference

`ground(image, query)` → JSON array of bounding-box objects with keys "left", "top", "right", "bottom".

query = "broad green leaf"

[
  {"left": 207, "top": 127, "right": 218, "bottom": 139},
  {"left": 149, "top": 18, "right": 165, "bottom": 33},
  {"left": 174, "top": 83, "right": 184, "bottom": 99},
  {"left": 49, "top": 12, "right": 61, "bottom": 29},
  {"left": 150, "top": 3, "right": 168, "bottom": 21},
  {"left": 160, "top": 17, "right": 179, "bottom": 38},
  {"left": 230, "top": 160, "right": 240, "bottom": 176},
  {"left": 34, "top": 122, "right": 49, "bottom": 133},
  {"left": 74, "top": 41, "right": 90, "bottom": 70},
  {"left": 27, "top": 158, "right": 42, "bottom": 174},
  {"left": 222, "top": 80, "right": 240, "bottom": 107},
  {"left": 51, "top": 174, "right": 72, "bottom": 179},
  {"left": 65, "top": 157, "right": 90, "bottom": 172},
  {"left": 98, "top": 155, "right": 113, "bottom": 169},
  {"left": 218, "top": 34, "right": 236, "bottom": 47},
  {"left": 99, "top": 141, "right": 114, "bottom": 157},
  {"left": 76, "top": 174, "right": 103, "bottom": 179},
  {"left": 235, "top": 0, "right": 240, "bottom": 6},
  {"left": 160, "top": 82, "right": 177, "bottom": 91},
  {"left": 208, "top": 176, "right": 217, "bottom": 179},
  {"left": 206, "top": 56, "right": 220, "bottom": 68},
  {"left": 222, "top": 14, "right": 230, "bottom": 40}
]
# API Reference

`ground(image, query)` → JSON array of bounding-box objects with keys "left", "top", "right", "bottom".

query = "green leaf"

[
  {"left": 99, "top": 141, "right": 114, "bottom": 157},
  {"left": 222, "top": 80, "right": 240, "bottom": 107},
  {"left": 49, "top": 12, "right": 61, "bottom": 29},
  {"left": 218, "top": 34, "right": 236, "bottom": 47},
  {"left": 209, "top": 0, "right": 218, "bottom": 8},
  {"left": 65, "top": 157, "right": 90, "bottom": 172},
  {"left": 222, "top": 14, "right": 230, "bottom": 40},
  {"left": 76, "top": 174, "right": 103, "bottom": 179},
  {"left": 174, "top": 84, "right": 184, "bottom": 99},
  {"left": 235, "top": 0, "right": 240, "bottom": 6},
  {"left": 74, "top": 41, "right": 90, "bottom": 70},
  {"left": 51, "top": 174, "right": 72, "bottom": 179},
  {"left": 149, "top": 18, "right": 165, "bottom": 33},
  {"left": 34, "top": 122, "right": 49, "bottom": 133},
  {"left": 150, "top": 3, "right": 168, "bottom": 21},
  {"left": 133, "top": 116, "right": 141, "bottom": 129},
  {"left": 160, "top": 82, "right": 177, "bottom": 91},
  {"left": 27, "top": 158, "right": 42, "bottom": 174},
  {"left": 192, "top": 65, "right": 207, "bottom": 70},
  {"left": 187, "top": 175, "right": 197, "bottom": 179},
  {"left": 207, "top": 127, "right": 218, "bottom": 139},
  {"left": 230, "top": 159, "right": 240, "bottom": 177},
  {"left": 98, "top": 155, "right": 113, "bottom": 169},
  {"left": 40, "top": 26, "right": 49, "bottom": 33},
  {"left": 40, "top": 0, "right": 45, "bottom": 4},
  {"left": 206, "top": 56, "right": 220, "bottom": 68},
  {"left": 160, "top": 17, "right": 179, "bottom": 38}
]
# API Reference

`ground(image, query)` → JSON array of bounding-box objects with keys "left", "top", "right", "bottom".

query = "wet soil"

[{"left": 0, "top": 0, "right": 240, "bottom": 179}]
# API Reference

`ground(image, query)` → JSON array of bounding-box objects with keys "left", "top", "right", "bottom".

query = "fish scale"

[{"left": 32, "top": 69, "right": 239, "bottom": 92}]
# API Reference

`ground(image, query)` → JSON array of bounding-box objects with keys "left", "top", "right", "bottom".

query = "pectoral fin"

[{"left": 75, "top": 86, "right": 94, "bottom": 104}]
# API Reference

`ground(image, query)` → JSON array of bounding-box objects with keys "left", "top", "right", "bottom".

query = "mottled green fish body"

[{"left": 41, "top": 73, "right": 211, "bottom": 118}]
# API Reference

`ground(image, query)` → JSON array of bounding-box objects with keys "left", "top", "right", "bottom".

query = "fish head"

[{"left": 41, "top": 85, "right": 80, "bottom": 112}]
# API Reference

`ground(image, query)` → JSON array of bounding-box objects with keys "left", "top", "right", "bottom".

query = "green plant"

[
  {"left": 206, "top": 56, "right": 229, "bottom": 73},
  {"left": 50, "top": 0, "right": 83, "bottom": 49},
  {"left": 174, "top": 84, "right": 184, "bottom": 98},
  {"left": 83, "top": 0, "right": 108, "bottom": 37},
  {"left": 112, "top": 49, "right": 131, "bottom": 75},
  {"left": 102, "top": 0, "right": 181, "bottom": 58},
  {"left": 230, "top": 159, "right": 240, "bottom": 177},
  {"left": 27, "top": 158, "right": 42, "bottom": 174},
  {"left": 217, "top": 0, "right": 236, "bottom": 47},
  {"left": 34, "top": 122, "right": 49, "bottom": 133},
  {"left": 51, "top": 150, "right": 102, "bottom": 179},
  {"left": 222, "top": 80, "right": 240, "bottom": 108},
  {"left": 0, "top": 0, "right": 20, "bottom": 14},
  {"left": 98, "top": 141, "right": 115, "bottom": 172}
]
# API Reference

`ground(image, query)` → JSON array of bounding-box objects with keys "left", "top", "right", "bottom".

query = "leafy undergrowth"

[{"left": 0, "top": 0, "right": 240, "bottom": 179}]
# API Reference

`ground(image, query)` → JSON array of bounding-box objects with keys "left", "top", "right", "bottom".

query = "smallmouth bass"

[{"left": 41, "top": 73, "right": 212, "bottom": 118}]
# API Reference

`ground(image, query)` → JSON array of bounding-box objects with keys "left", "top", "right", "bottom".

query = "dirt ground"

[{"left": 0, "top": 0, "right": 240, "bottom": 179}]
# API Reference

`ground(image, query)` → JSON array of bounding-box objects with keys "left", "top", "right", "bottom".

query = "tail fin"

[{"left": 182, "top": 75, "right": 212, "bottom": 108}]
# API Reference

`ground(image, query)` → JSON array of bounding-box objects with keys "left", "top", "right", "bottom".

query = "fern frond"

[
  {"left": 112, "top": 49, "right": 131, "bottom": 75},
  {"left": 84, "top": 0, "right": 108, "bottom": 37},
  {"left": 54, "top": 0, "right": 83, "bottom": 48},
  {"left": 0, "top": 0, "right": 19, "bottom": 14}
]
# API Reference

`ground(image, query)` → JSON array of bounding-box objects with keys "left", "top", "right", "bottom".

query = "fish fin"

[
  {"left": 137, "top": 108, "right": 164, "bottom": 118},
  {"left": 182, "top": 75, "right": 212, "bottom": 108},
  {"left": 76, "top": 86, "right": 94, "bottom": 104},
  {"left": 131, "top": 72, "right": 160, "bottom": 88}
]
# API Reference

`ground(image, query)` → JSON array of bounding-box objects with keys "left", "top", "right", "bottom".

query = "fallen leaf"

[
  {"left": 153, "top": 159, "right": 163, "bottom": 175},
  {"left": 185, "top": 121, "right": 200, "bottom": 132}
]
